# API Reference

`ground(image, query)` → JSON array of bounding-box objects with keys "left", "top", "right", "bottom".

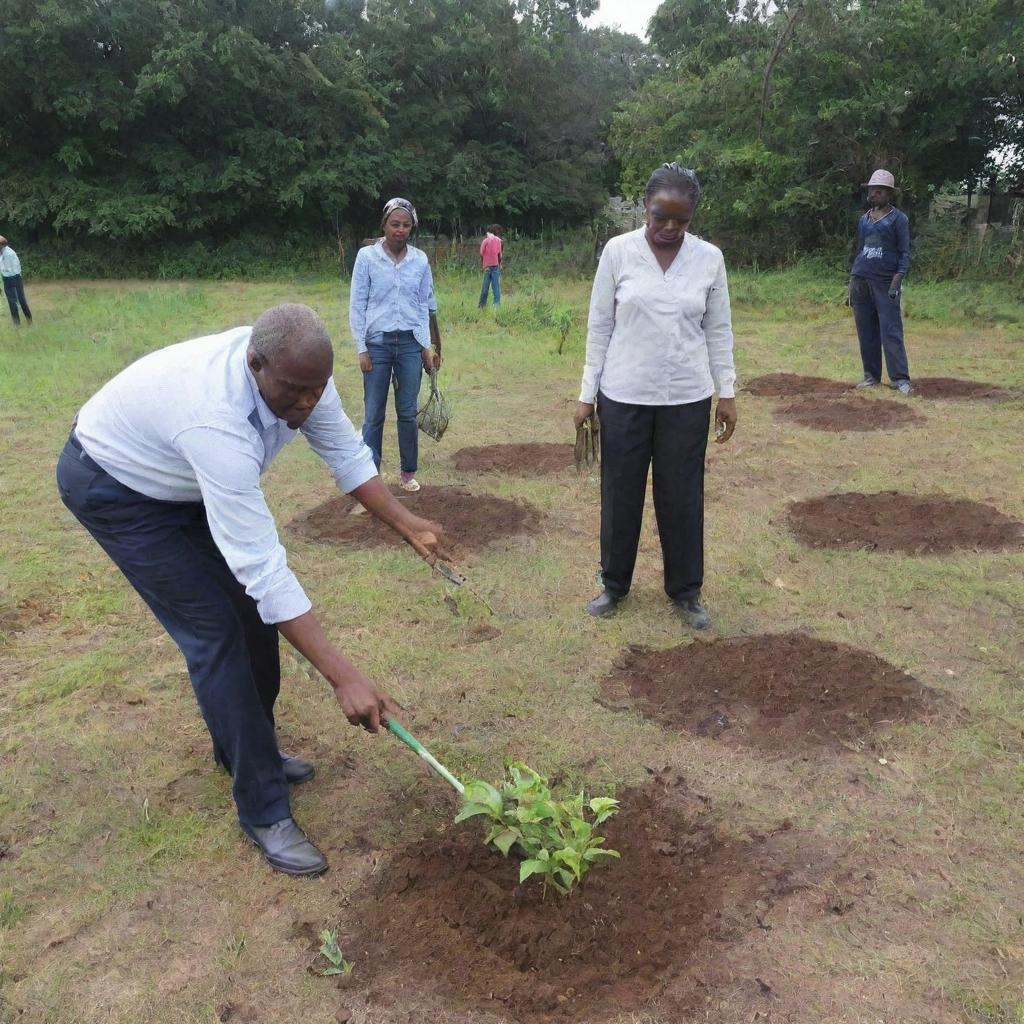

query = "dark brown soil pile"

[
  {"left": 788, "top": 492, "right": 1024, "bottom": 553},
  {"left": 289, "top": 486, "right": 542, "bottom": 555},
  {"left": 602, "top": 633, "right": 933, "bottom": 752},
  {"left": 453, "top": 442, "right": 575, "bottom": 476},
  {"left": 344, "top": 781, "right": 808, "bottom": 1021},
  {"left": 775, "top": 396, "right": 924, "bottom": 432},
  {"left": 912, "top": 377, "right": 1009, "bottom": 400},
  {"left": 744, "top": 372, "right": 850, "bottom": 398}
]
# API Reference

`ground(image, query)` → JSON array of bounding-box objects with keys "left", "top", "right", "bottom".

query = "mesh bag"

[{"left": 417, "top": 368, "right": 451, "bottom": 441}]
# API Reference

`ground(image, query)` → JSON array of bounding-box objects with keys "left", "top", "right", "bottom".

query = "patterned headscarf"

[{"left": 381, "top": 197, "right": 418, "bottom": 229}]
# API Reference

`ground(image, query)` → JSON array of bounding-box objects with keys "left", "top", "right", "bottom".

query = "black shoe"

[
  {"left": 240, "top": 817, "right": 328, "bottom": 876},
  {"left": 673, "top": 596, "right": 712, "bottom": 631},
  {"left": 281, "top": 752, "right": 315, "bottom": 785},
  {"left": 585, "top": 591, "right": 621, "bottom": 617}
]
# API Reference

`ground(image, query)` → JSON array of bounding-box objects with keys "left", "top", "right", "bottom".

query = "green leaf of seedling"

[
  {"left": 588, "top": 798, "right": 619, "bottom": 824},
  {"left": 462, "top": 781, "right": 503, "bottom": 817},
  {"left": 519, "top": 859, "right": 549, "bottom": 883},
  {"left": 491, "top": 829, "right": 522, "bottom": 856},
  {"left": 583, "top": 847, "right": 621, "bottom": 862},
  {"left": 554, "top": 847, "right": 582, "bottom": 874},
  {"left": 570, "top": 818, "right": 592, "bottom": 840},
  {"left": 454, "top": 801, "right": 495, "bottom": 824}
]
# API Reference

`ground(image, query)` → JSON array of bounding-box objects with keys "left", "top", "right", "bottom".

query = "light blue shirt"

[
  {"left": 349, "top": 240, "right": 433, "bottom": 353},
  {"left": 0, "top": 246, "right": 22, "bottom": 277},
  {"left": 75, "top": 326, "right": 378, "bottom": 624}
]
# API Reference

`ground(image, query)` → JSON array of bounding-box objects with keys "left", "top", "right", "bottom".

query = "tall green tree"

[
  {"left": 0, "top": 0, "right": 388, "bottom": 242},
  {"left": 613, "top": 0, "right": 1022, "bottom": 261}
]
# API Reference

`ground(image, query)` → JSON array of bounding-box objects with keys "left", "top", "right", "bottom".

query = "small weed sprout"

[
  {"left": 456, "top": 762, "right": 620, "bottom": 897},
  {"left": 318, "top": 929, "right": 354, "bottom": 976}
]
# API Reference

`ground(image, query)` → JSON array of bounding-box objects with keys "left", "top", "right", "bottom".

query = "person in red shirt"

[{"left": 479, "top": 225, "right": 503, "bottom": 308}]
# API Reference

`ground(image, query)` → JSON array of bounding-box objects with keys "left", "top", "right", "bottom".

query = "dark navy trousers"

[
  {"left": 850, "top": 274, "right": 910, "bottom": 384},
  {"left": 56, "top": 434, "right": 290, "bottom": 827},
  {"left": 597, "top": 393, "right": 711, "bottom": 603}
]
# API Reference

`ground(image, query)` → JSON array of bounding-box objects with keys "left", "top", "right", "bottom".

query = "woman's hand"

[
  {"left": 574, "top": 401, "right": 595, "bottom": 429},
  {"left": 421, "top": 347, "right": 436, "bottom": 372},
  {"left": 714, "top": 397, "right": 737, "bottom": 443},
  {"left": 359, "top": 352, "right": 373, "bottom": 374}
]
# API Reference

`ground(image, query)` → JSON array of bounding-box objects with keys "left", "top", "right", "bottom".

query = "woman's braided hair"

[{"left": 644, "top": 162, "right": 701, "bottom": 207}]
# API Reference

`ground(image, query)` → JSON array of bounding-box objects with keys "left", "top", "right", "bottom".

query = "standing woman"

[
  {"left": 350, "top": 198, "right": 437, "bottom": 492},
  {"left": 574, "top": 163, "right": 737, "bottom": 630}
]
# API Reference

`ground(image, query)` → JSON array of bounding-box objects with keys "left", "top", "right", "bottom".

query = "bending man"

[{"left": 56, "top": 303, "right": 448, "bottom": 876}]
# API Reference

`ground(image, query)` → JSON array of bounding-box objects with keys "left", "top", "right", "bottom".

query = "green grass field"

[{"left": 1, "top": 267, "right": 1022, "bottom": 1023}]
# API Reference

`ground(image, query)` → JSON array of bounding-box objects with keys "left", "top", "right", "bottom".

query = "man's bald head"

[
  {"left": 247, "top": 304, "right": 335, "bottom": 428},
  {"left": 250, "top": 303, "right": 333, "bottom": 370}
]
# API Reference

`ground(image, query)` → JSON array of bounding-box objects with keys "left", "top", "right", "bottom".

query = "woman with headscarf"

[
  {"left": 574, "top": 163, "right": 738, "bottom": 631},
  {"left": 350, "top": 198, "right": 438, "bottom": 492}
]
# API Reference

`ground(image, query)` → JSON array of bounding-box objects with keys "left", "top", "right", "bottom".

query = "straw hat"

[{"left": 862, "top": 169, "right": 896, "bottom": 189}]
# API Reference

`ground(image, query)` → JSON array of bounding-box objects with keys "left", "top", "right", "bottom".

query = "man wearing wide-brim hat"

[{"left": 849, "top": 169, "right": 913, "bottom": 395}]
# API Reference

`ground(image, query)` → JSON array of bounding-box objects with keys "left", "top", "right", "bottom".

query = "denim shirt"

[
  {"left": 349, "top": 240, "right": 433, "bottom": 353},
  {"left": 851, "top": 208, "right": 911, "bottom": 281}
]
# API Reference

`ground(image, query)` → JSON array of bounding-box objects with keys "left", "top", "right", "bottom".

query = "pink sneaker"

[{"left": 399, "top": 472, "right": 421, "bottom": 492}]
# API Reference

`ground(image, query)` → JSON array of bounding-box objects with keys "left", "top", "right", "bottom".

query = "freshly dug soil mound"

[
  {"left": 788, "top": 492, "right": 1024, "bottom": 554},
  {"left": 289, "top": 486, "right": 542, "bottom": 555},
  {"left": 913, "top": 377, "right": 1008, "bottom": 400},
  {"left": 602, "top": 633, "right": 933, "bottom": 752},
  {"left": 744, "top": 372, "right": 850, "bottom": 398},
  {"left": 453, "top": 442, "right": 575, "bottom": 476},
  {"left": 775, "top": 396, "right": 924, "bottom": 432},
  {"left": 344, "top": 782, "right": 808, "bottom": 1021}
]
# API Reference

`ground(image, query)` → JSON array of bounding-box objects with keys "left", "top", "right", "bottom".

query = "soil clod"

[
  {"left": 744, "top": 373, "right": 851, "bottom": 398},
  {"left": 775, "top": 396, "right": 924, "bottom": 432},
  {"left": 290, "top": 486, "right": 542, "bottom": 555},
  {"left": 453, "top": 442, "right": 574, "bottom": 476},
  {"left": 788, "top": 492, "right": 1024, "bottom": 553},
  {"left": 601, "top": 633, "right": 934, "bottom": 752}
]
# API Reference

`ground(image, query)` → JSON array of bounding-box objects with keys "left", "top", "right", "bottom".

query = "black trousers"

[
  {"left": 3, "top": 274, "right": 31, "bottom": 324},
  {"left": 56, "top": 433, "right": 290, "bottom": 827},
  {"left": 598, "top": 392, "right": 712, "bottom": 603}
]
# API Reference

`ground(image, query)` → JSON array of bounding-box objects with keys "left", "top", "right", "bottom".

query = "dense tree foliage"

[
  {"left": 613, "top": 0, "right": 1024, "bottom": 261},
  {"left": 0, "top": 0, "right": 651, "bottom": 248}
]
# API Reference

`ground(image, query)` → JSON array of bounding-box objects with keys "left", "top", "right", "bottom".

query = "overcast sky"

[{"left": 585, "top": 0, "right": 663, "bottom": 39}]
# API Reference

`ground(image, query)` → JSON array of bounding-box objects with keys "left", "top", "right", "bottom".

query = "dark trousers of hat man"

[
  {"left": 56, "top": 303, "right": 450, "bottom": 875},
  {"left": 849, "top": 169, "right": 913, "bottom": 395}
]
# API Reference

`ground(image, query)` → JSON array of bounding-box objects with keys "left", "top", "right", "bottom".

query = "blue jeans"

[
  {"left": 361, "top": 330, "right": 423, "bottom": 473},
  {"left": 56, "top": 433, "right": 290, "bottom": 827},
  {"left": 479, "top": 266, "right": 501, "bottom": 307},
  {"left": 850, "top": 275, "right": 910, "bottom": 383}
]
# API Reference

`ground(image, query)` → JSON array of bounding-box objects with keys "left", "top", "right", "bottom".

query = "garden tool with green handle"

[{"left": 387, "top": 719, "right": 464, "bottom": 794}]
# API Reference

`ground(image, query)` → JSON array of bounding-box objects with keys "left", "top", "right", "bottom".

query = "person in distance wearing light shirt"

[
  {"left": 57, "top": 303, "right": 450, "bottom": 876},
  {"left": 350, "top": 197, "right": 438, "bottom": 493},
  {"left": 574, "top": 162, "right": 737, "bottom": 631}
]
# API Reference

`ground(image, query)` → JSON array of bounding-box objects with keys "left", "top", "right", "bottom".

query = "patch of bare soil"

[
  {"left": 341, "top": 780, "right": 814, "bottom": 1022},
  {"left": 453, "top": 443, "right": 574, "bottom": 476},
  {"left": 788, "top": 492, "right": 1024, "bottom": 553},
  {"left": 289, "top": 486, "right": 542, "bottom": 556},
  {"left": 775, "top": 396, "right": 924, "bottom": 432},
  {"left": 600, "top": 633, "right": 934, "bottom": 752},
  {"left": 744, "top": 372, "right": 851, "bottom": 398},
  {"left": 913, "top": 377, "right": 1009, "bottom": 399}
]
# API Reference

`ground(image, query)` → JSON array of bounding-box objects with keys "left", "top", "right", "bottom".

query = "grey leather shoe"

[
  {"left": 673, "top": 596, "right": 712, "bottom": 631},
  {"left": 280, "top": 752, "right": 315, "bottom": 785},
  {"left": 585, "top": 591, "right": 622, "bottom": 617},
  {"left": 240, "top": 817, "right": 328, "bottom": 876}
]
